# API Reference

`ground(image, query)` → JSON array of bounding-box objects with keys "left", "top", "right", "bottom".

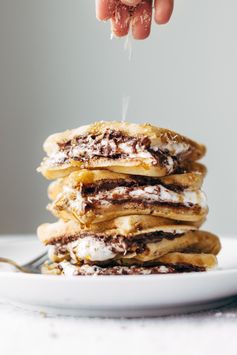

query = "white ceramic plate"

[{"left": 0, "top": 235, "right": 237, "bottom": 317}]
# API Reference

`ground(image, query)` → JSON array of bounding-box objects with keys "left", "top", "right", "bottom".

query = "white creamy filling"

[
  {"left": 53, "top": 183, "right": 207, "bottom": 218},
  {"left": 117, "top": 142, "right": 134, "bottom": 154},
  {"left": 60, "top": 261, "right": 77, "bottom": 276},
  {"left": 158, "top": 265, "right": 170, "bottom": 273},
  {"left": 63, "top": 186, "right": 76, "bottom": 194},
  {"left": 49, "top": 227, "right": 188, "bottom": 264},
  {"left": 166, "top": 156, "right": 174, "bottom": 173},
  {"left": 158, "top": 142, "right": 190, "bottom": 156},
  {"left": 117, "top": 142, "right": 155, "bottom": 160},
  {"left": 94, "top": 185, "right": 207, "bottom": 208},
  {"left": 47, "top": 140, "right": 179, "bottom": 172},
  {"left": 181, "top": 190, "right": 207, "bottom": 208},
  {"left": 78, "top": 264, "right": 100, "bottom": 275},
  {"left": 69, "top": 141, "right": 156, "bottom": 161},
  {"left": 47, "top": 151, "right": 68, "bottom": 166},
  {"left": 75, "top": 237, "right": 115, "bottom": 261},
  {"left": 49, "top": 238, "right": 115, "bottom": 262},
  {"left": 68, "top": 191, "right": 84, "bottom": 212},
  {"left": 59, "top": 263, "right": 171, "bottom": 276}
]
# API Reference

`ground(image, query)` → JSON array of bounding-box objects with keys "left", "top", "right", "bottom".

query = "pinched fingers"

[{"left": 96, "top": 0, "right": 174, "bottom": 40}]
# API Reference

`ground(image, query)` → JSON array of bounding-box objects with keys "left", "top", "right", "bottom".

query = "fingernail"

[{"left": 121, "top": 0, "right": 141, "bottom": 6}]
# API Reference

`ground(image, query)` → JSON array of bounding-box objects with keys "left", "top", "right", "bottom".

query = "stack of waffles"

[{"left": 37, "top": 121, "right": 221, "bottom": 276}]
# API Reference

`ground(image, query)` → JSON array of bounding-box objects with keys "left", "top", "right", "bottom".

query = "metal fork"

[{"left": 0, "top": 251, "right": 48, "bottom": 274}]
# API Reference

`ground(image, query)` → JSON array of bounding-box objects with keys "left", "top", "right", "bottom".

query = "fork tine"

[
  {"left": 30, "top": 254, "right": 49, "bottom": 269},
  {"left": 22, "top": 251, "right": 48, "bottom": 268}
]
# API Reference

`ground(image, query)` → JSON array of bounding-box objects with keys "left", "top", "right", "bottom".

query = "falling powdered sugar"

[
  {"left": 124, "top": 31, "right": 133, "bottom": 62},
  {"left": 122, "top": 95, "right": 130, "bottom": 122}
]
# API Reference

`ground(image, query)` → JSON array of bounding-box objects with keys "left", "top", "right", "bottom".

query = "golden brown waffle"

[
  {"left": 37, "top": 218, "right": 220, "bottom": 267},
  {"left": 48, "top": 164, "right": 206, "bottom": 200},
  {"left": 41, "top": 261, "right": 208, "bottom": 276},
  {"left": 157, "top": 252, "right": 217, "bottom": 269},
  {"left": 37, "top": 121, "right": 220, "bottom": 276},
  {"left": 38, "top": 216, "right": 205, "bottom": 245},
  {"left": 38, "top": 121, "right": 206, "bottom": 179},
  {"left": 47, "top": 168, "right": 208, "bottom": 225}
]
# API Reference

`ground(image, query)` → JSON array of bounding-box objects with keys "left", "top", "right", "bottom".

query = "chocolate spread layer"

[
  {"left": 49, "top": 231, "right": 184, "bottom": 247},
  {"left": 50, "top": 231, "right": 185, "bottom": 257},
  {"left": 81, "top": 187, "right": 201, "bottom": 214},
  {"left": 83, "top": 199, "right": 200, "bottom": 212},
  {"left": 57, "top": 263, "right": 205, "bottom": 275},
  {"left": 55, "top": 129, "right": 186, "bottom": 168},
  {"left": 81, "top": 176, "right": 185, "bottom": 196}
]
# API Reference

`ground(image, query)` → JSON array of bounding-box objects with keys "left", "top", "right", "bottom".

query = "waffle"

[
  {"left": 38, "top": 121, "right": 206, "bottom": 179},
  {"left": 47, "top": 168, "right": 208, "bottom": 224},
  {"left": 37, "top": 121, "right": 220, "bottom": 276}
]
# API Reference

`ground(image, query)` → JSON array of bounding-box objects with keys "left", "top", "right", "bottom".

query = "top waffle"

[{"left": 37, "top": 121, "right": 206, "bottom": 179}]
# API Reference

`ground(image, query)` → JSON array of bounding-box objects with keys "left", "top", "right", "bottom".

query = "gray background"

[{"left": 0, "top": 0, "right": 236, "bottom": 234}]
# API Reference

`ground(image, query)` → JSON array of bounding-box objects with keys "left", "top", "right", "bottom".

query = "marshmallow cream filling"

[
  {"left": 75, "top": 237, "right": 115, "bottom": 261},
  {"left": 94, "top": 185, "right": 207, "bottom": 207},
  {"left": 58, "top": 261, "right": 171, "bottom": 276},
  {"left": 54, "top": 261, "right": 206, "bottom": 276},
  {"left": 44, "top": 130, "right": 191, "bottom": 173},
  {"left": 65, "top": 184, "right": 207, "bottom": 214},
  {"left": 48, "top": 238, "right": 115, "bottom": 262},
  {"left": 46, "top": 142, "right": 172, "bottom": 167},
  {"left": 48, "top": 228, "right": 187, "bottom": 262}
]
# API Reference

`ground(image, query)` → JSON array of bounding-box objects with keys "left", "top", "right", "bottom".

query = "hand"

[{"left": 96, "top": 0, "right": 174, "bottom": 40}]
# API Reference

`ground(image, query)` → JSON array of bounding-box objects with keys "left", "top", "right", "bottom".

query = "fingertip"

[
  {"left": 111, "top": 23, "right": 130, "bottom": 38},
  {"left": 133, "top": 31, "right": 150, "bottom": 40},
  {"left": 96, "top": 0, "right": 115, "bottom": 21},
  {"left": 131, "top": 0, "right": 152, "bottom": 40},
  {"left": 154, "top": 12, "right": 172, "bottom": 25},
  {"left": 111, "top": 4, "right": 131, "bottom": 37},
  {"left": 154, "top": 0, "right": 174, "bottom": 25}
]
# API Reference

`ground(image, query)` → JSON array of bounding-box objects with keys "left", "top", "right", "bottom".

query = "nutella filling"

[
  {"left": 49, "top": 230, "right": 185, "bottom": 246},
  {"left": 49, "top": 231, "right": 186, "bottom": 262},
  {"left": 57, "top": 262, "right": 205, "bottom": 276},
  {"left": 70, "top": 184, "right": 206, "bottom": 214},
  {"left": 47, "top": 129, "right": 192, "bottom": 171},
  {"left": 81, "top": 176, "right": 185, "bottom": 195}
]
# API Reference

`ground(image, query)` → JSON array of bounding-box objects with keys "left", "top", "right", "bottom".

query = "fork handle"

[{"left": 0, "top": 257, "right": 30, "bottom": 273}]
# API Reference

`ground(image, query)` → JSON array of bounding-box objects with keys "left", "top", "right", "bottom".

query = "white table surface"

[{"left": 1, "top": 298, "right": 237, "bottom": 355}]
